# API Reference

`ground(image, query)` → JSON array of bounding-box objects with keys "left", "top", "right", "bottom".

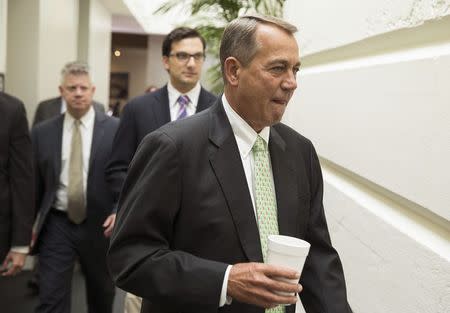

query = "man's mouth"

[{"left": 272, "top": 98, "right": 288, "bottom": 105}]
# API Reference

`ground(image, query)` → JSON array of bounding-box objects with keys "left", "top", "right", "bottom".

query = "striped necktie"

[
  {"left": 67, "top": 119, "right": 86, "bottom": 224},
  {"left": 177, "top": 95, "right": 190, "bottom": 120}
]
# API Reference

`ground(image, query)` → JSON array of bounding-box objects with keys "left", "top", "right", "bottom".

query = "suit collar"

[
  {"left": 196, "top": 87, "right": 213, "bottom": 113},
  {"left": 89, "top": 111, "right": 107, "bottom": 171},
  {"left": 269, "top": 127, "right": 299, "bottom": 237},
  {"left": 209, "top": 100, "right": 300, "bottom": 260},
  {"left": 152, "top": 85, "right": 171, "bottom": 125},
  {"left": 208, "top": 99, "right": 264, "bottom": 262}
]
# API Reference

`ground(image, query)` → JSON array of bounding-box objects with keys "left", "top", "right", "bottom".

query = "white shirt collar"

[
  {"left": 63, "top": 105, "right": 95, "bottom": 130},
  {"left": 167, "top": 81, "right": 201, "bottom": 109},
  {"left": 222, "top": 94, "right": 270, "bottom": 159}
]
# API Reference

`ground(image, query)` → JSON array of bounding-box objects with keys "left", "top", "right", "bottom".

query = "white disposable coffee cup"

[{"left": 267, "top": 235, "right": 311, "bottom": 296}]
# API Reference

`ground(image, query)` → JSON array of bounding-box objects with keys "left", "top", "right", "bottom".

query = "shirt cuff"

[
  {"left": 10, "top": 246, "right": 29, "bottom": 254},
  {"left": 219, "top": 265, "right": 233, "bottom": 307}
]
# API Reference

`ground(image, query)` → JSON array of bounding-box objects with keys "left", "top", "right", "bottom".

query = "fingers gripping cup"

[
  {"left": 267, "top": 234, "right": 311, "bottom": 291},
  {"left": 267, "top": 235, "right": 310, "bottom": 312}
]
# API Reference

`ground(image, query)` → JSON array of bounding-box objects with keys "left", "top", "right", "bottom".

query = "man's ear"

[
  {"left": 58, "top": 85, "right": 63, "bottom": 96},
  {"left": 162, "top": 56, "right": 170, "bottom": 71},
  {"left": 223, "top": 57, "right": 241, "bottom": 86}
]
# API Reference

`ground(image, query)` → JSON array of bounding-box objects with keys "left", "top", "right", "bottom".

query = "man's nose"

[
  {"left": 282, "top": 71, "right": 297, "bottom": 90},
  {"left": 186, "top": 56, "right": 196, "bottom": 67}
]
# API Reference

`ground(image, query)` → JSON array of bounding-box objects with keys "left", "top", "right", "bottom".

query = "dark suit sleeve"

[
  {"left": 9, "top": 102, "right": 34, "bottom": 247},
  {"left": 107, "top": 130, "right": 228, "bottom": 312},
  {"left": 105, "top": 103, "right": 139, "bottom": 206},
  {"left": 300, "top": 143, "right": 352, "bottom": 313}
]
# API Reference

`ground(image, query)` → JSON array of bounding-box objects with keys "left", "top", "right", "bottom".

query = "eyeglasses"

[{"left": 169, "top": 52, "right": 205, "bottom": 62}]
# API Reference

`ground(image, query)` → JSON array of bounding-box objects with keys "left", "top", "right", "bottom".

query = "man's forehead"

[
  {"left": 171, "top": 37, "right": 204, "bottom": 52},
  {"left": 63, "top": 74, "right": 91, "bottom": 85}
]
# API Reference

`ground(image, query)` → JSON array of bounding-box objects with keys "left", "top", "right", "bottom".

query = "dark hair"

[{"left": 162, "top": 27, "right": 206, "bottom": 57}]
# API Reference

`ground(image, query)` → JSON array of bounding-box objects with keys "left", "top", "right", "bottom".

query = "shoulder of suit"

[
  {"left": 273, "top": 122, "right": 313, "bottom": 148},
  {"left": 31, "top": 114, "right": 61, "bottom": 133},
  {"left": 125, "top": 91, "right": 162, "bottom": 112},
  {"left": 0, "top": 92, "right": 24, "bottom": 110},
  {"left": 200, "top": 87, "right": 217, "bottom": 101},
  {"left": 37, "top": 97, "right": 60, "bottom": 108}
]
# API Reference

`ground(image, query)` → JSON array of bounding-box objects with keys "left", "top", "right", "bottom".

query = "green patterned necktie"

[{"left": 252, "top": 136, "right": 284, "bottom": 313}]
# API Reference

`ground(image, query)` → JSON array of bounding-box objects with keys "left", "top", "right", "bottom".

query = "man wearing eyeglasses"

[
  {"left": 106, "top": 27, "right": 216, "bottom": 211},
  {"left": 105, "top": 27, "right": 216, "bottom": 313}
]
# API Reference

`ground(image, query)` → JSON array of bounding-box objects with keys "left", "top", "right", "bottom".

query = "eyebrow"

[{"left": 267, "top": 59, "right": 302, "bottom": 67}]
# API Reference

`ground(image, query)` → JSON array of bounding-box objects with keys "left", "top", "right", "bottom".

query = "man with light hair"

[
  {"left": 108, "top": 15, "right": 352, "bottom": 313},
  {"left": 32, "top": 61, "right": 118, "bottom": 313}
]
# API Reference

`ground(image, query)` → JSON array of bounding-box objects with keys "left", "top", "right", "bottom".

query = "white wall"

[
  {"left": 146, "top": 34, "right": 167, "bottom": 89},
  {"left": 283, "top": 0, "right": 450, "bottom": 312},
  {"left": 87, "top": 0, "right": 112, "bottom": 107}
]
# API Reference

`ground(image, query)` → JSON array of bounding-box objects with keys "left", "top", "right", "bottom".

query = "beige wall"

[
  {"left": 284, "top": 0, "right": 450, "bottom": 312},
  {"left": 87, "top": 0, "right": 111, "bottom": 107},
  {"left": 0, "top": 0, "right": 6, "bottom": 74},
  {"left": 146, "top": 34, "right": 166, "bottom": 89},
  {"left": 4, "top": 0, "right": 112, "bottom": 119},
  {"left": 5, "top": 0, "right": 40, "bottom": 120},
  {"left": 110, "top": 47, "right": 147, "bottom": 100},
  {"left": 37, "top": 0, "right": 78, "bottom": 101}
]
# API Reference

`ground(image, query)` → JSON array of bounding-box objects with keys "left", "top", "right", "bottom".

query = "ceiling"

[{"left": 100, "top": 0, "right": 190, "bottom": 35}]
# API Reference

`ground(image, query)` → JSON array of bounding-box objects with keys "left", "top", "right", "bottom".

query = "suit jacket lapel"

[
  {"left": 152, "top": 86, "right": 171, "bottom": 126},
  {"left": 53, "top": 115, "right": 64, "bottom": 183},
  {"left": 89, "top": 112, "right": 105, "bottom": 172},
  {"left": 50, "top": 97, "right": 63, "bottom": 116},
  {"left": 269, "top": 127, "right": 299, "bottom": 237},
  {"left": 208, "top": 100, "right": 263, "bottom": 262},
  {"left": 196, "top": 87, "right": 211, "bottom": 113}
]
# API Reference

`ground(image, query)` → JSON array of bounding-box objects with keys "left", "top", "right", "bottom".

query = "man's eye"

[
  {"left": 176, "top": 52, "right": 189, "bottom": 60},
  {"left": 271, "top": 66, "right": 285, "bottom": 72}
]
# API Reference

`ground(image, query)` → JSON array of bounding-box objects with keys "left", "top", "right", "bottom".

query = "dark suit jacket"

[
  {"left": 0, "top": 92, "right": 34, "bottom": 261},
  {"left": 31, "top": 111, "right": 119, "bottom": 254},
  {"left": 32, "top": 96, "right": 105, "bottom": 127},
  {"left": 107, "top": 99, "right": 352, "bottom": 313},
  {"left": 105, "top": 85, "right": 216, "bottom": 205}
]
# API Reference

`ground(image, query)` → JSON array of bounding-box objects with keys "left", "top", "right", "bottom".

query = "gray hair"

[
  {"left": 60, "top": 61, "right": 91, "bottom": 84},
  {"left": 219, "top": 14, "right": 298, "bottom": 83}
]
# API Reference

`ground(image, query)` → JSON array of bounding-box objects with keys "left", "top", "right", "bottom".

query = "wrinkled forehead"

[{"left": 61, "top": 73, "right": 93, "bottom": 86}]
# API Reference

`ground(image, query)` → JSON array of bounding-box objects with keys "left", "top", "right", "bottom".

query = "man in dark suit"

[
  {"left": 108, "top": 14, "right": 352, "bottom": 313},
  {"left": 0, "top": 92, "right": 34, "bottom": 277},
  {"left": 105, "top": 27, "right": 216, "bottom": 208},
  {"left": 33, "top": 96, "right": 105, "bottom": 126},
  {"left": 32, "top": 61, "right": 118, "bottom": 313}
]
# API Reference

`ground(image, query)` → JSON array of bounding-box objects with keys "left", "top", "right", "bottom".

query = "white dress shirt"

[
  {"left": 167, "top": 81, "right": 201, "bottom": 121},
  {"left": 54, "top": 106, "right": 95, "bottom": 212},
  {"left": 218, "top": 94, "right": 276, "bottom": 306},
  {"left": 61, "top": 98, "right": 67, "bottom": 113}
]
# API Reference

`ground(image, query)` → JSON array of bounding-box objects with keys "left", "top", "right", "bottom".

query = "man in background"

[
  {"left": 0, "top": 92, "right": 34, "bottom": 278},
  {"left": 32, "top": 61, "right": 118, "bottom": 313},
  {"left": 33, "top": 93, "right": 105, "bottom": 126},
  {"left": 106, "top": 26, "right": 216, "bottom": 313},
  {"left": 108, "top": 14, "right": 352, "bottom": 313}
]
